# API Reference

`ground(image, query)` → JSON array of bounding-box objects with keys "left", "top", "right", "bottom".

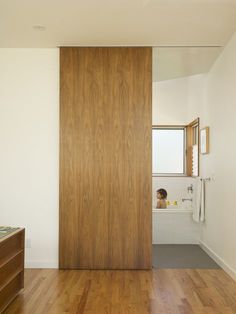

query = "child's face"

[{"left": 157, "top": 192, "right": 162, "bottom": 200}]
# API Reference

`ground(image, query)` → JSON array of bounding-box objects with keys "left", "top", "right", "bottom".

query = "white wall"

[
  {"left": 187, "top": 74, "right": 206, "bottom": 123},
  {"left": 0, "top": 49, "right": 59, "bottom": 268},
  {"left": 188, "top": 33, "right": 236, "bottom": 279},
  {"left": 153, "top": 77, "right": 189, "bottom": 125},
  {"left": 153, "top": 74, "right": 206, "bottom": 126}
]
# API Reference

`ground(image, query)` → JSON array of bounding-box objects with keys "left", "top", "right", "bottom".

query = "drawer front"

[
  {"left": 0, "top": 252, "right": 24, "bottom": 290},
  {"left": 0, "top": 231, "right": 24, "bottom": 266},
  {"left": 0, "top": 272, "right": 23, "bottom": 313}
]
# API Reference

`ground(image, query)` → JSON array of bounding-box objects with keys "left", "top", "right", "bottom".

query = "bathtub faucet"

[
  {"left": 187, "top": 184, "right": 193, "bottom": 193},
  {"left": 182, "top": 198, "right": 193, "bottom": 202}
]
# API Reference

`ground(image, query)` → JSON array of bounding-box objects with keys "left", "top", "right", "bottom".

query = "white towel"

[
  {"left": 193, "top": 178, "right": 205, "bottom": 223},
  {"left": 200, "top": 179, "right": 205, "bottom": 222},
  {"left": 193, "top": 177, "right": 201, "bottom": 222}
]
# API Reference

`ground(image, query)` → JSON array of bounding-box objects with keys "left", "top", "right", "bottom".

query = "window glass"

[{"left": 152, "top": 128, "right": 185, "bottom": 174}]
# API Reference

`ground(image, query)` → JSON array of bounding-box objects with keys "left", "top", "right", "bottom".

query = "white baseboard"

[
  {"left": 199, "top": 240, "right": 236, "bottom": 281},
  {"left": 25, "top": 260, "right": 58, "bottom": 268}
]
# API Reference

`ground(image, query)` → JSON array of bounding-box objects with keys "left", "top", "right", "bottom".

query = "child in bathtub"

[{"left": 156, "top": 189, "right": 168, "bottom": 209}]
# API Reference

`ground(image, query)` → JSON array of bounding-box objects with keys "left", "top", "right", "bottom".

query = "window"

[
  {"left": 152, "top": 118, "right": 199, "bottom": 177},
  {"left": 152, "top": 127, "right": 185, "bottom": 175}
]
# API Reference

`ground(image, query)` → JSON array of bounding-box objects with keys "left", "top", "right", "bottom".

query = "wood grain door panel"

[{"left": 60, "top": 47, "right": 152, "bottom": 269}]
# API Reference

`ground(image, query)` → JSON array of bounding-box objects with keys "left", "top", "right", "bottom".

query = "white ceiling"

[{"left": 1, "top": 0, "right": 236, "bottom": 48}]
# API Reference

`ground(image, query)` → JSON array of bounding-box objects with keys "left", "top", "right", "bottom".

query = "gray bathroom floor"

[{"left": 153, "top": 244, "right": 221, "bottom": 269}]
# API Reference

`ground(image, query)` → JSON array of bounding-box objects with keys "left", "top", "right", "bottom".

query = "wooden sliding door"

[{"left": 59, "top": 47, "right": 152, "bottom": 269}]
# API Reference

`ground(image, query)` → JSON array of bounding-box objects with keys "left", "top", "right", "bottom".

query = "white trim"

[
  {"left": 25, "top": 260, "right": 58, "bottom": 269},
  {"left": 199, "top": 241, "right": 236, "bottom": 281}
]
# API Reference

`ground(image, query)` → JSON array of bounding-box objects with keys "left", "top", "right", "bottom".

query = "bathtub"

[{"left": 152, "top": 208, "right": 200, "bottom": 244}]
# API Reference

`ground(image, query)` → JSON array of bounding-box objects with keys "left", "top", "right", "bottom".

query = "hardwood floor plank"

[{"left": 3, "top": 269, "right": 236, "bottom": 314}]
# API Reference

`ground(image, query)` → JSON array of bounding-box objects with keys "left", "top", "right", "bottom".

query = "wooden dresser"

[{"left": 0, "top": 228, "right": 25, "bottom": 313}]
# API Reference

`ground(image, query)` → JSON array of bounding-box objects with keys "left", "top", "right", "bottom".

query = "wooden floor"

[{"left": 3, "top": 269, "right": 236, "bottom": 314}]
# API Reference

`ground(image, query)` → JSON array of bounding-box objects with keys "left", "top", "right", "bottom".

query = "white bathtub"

[{"left": 152, "top": 208, "right": 200, "bottom": 244}]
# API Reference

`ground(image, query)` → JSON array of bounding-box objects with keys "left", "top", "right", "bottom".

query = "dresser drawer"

[
  {"left": 0, "top": 251, "right": 24, "bottom": 291},
  {"left": 0, "top": 272, "right": 23, "bottom": 313},
  {"left": 0, "top": 231, "right": 24, "bottom": 266}
]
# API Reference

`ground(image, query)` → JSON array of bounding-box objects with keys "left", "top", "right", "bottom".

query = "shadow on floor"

[{"left": 153, "top": 244, "right": 221, "bottom": 269}]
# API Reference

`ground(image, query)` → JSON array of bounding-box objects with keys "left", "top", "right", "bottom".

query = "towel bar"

[{"left": 200, "top": 177, "right": 211, "bottom": 181}]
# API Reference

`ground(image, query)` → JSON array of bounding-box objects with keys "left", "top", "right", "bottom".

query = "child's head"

[{"left": 157, "top": 188, "right": 167, "bottom": 200}]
